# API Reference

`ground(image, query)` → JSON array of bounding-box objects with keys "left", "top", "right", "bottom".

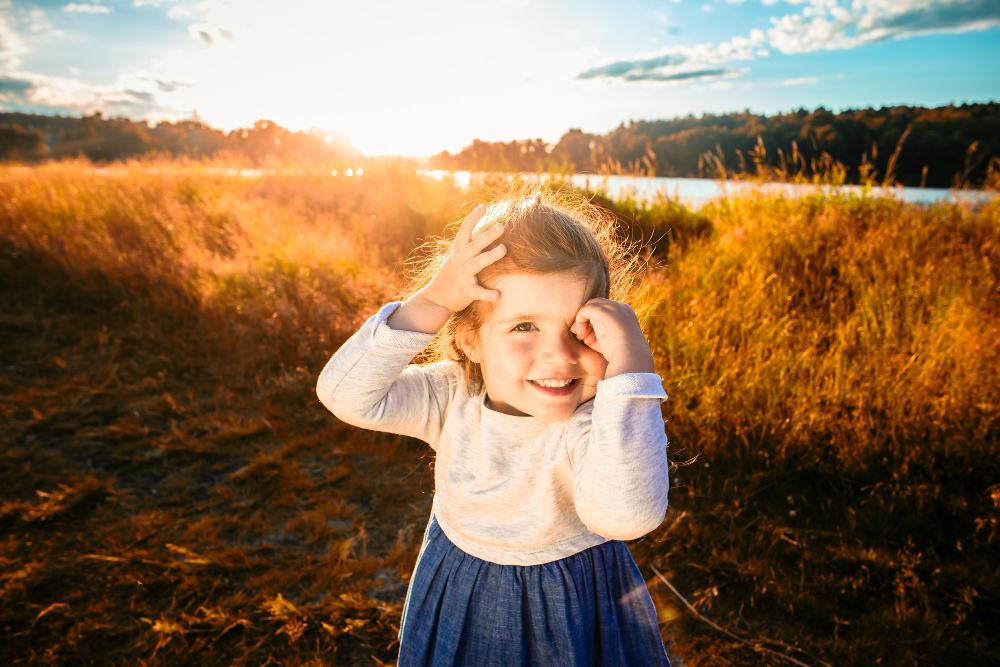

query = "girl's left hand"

[{"left": 571, "top": 299, "right": 655, "bottom": 375}]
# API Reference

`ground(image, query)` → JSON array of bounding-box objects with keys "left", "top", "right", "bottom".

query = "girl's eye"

[{"left": 511, "top": 322, "right": 537, "bottom": 332}]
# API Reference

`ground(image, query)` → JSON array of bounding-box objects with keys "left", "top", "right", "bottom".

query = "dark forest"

[
  {"left": 2, "top": 103, "right": 999, "bottom": 188},
  {"left": 430, "top": 103, "right": 1000, "bottom": 188}
]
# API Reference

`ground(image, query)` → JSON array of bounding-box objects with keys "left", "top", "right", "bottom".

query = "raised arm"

[
  {"left": 317, "top": 203, "right": 509, "bottom": 446},
  {"left": 566, "top": 298, "right": 669, "bottom": 540},
  {"left": 566, "top": 374, "right": 670, "bottom": 540},
  {"left": 316, "top": 301, "right": 455, "bottom": 446}
]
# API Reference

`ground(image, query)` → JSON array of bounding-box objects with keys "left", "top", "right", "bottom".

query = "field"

[{"left": 1, "top": 160, "right": 998, "bottom": 665}]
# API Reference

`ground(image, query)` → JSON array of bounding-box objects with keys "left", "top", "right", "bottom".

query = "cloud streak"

[
  {"left": 62, "top": 3, "right": 113, "bottom": 14},
  {"left": 0, "top": 68, "right": 172, "bottom": 118},
  {"left": 623, "top": 67, "right": 739, "bottom": 82},
  {"left": 769, "top": 0, "right": 1000, "bottom": 54},
  {"left": 579, "top": 0, "right": 1000, "bottom": 85},
  {"left": 0, "top": 5, "right": 27, "bottom": 68},
  {"left": 576, "top": 30, "right": 765, "bottom": 84},
  {"left": 781, "top": 76, "right": 819, "bottom": 86},
  {"left": 577, "top": 54, "right": 687, "bottom": 79}
]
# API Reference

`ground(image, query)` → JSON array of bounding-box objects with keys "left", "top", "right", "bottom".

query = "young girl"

[{"left": 316, "top": 190, "right": 671, "bottom": 666}]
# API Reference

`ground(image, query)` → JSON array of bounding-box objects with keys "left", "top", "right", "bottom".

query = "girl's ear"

[{"left": 456, "top": 328, "right": 480, "bottom": 364}]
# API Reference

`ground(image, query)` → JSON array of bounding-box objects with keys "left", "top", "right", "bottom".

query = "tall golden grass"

[{"left": 1, "top": 159, "right": 997, "bottom": 665}]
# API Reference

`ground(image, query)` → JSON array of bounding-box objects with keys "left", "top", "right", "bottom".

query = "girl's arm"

[
  {"left": 316, "top": 300, "right": 457, "bottom": 447},
  {"left": 566, "top": 298, "right": 669, "bottom": 540},
  {"left": 565, "top": 374, "right": 670, "bottom": 541},
  {"left": 317, "top": 204, "right": 508, "bottom": 446},
  {"left": 384, "top": 288, "right": 453, "bottom": 334}
]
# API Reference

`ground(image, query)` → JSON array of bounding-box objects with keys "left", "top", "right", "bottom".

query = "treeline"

[
  {"left": 0, "top": 112, "right": 360, "bottom": 165},
  {"left": 429, "top": 103, "right": 1000, "bottom": 188}
]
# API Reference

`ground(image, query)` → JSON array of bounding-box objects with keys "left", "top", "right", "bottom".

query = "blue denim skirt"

[{"left": 397, "top": 512, "right": 671, "bottom": 666}]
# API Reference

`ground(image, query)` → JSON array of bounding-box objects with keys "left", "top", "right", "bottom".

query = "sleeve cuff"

[
  {"left": 594, "top": 372, "right": 668, "bottom": 407},
  {"left": 370, "top": 301, "right": 440, "bottom": 351}
]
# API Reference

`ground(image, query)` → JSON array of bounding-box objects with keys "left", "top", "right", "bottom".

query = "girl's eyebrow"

[
  {"left": 497, "top": 313, "right": 571, "bottom": 325},
  {"left": 496, "top": 314, "right": 544, "bottom": 325}
]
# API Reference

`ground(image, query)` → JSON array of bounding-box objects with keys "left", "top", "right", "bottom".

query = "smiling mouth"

[{"left": 528, "top": 379, "right": 578, "bottom": 395}]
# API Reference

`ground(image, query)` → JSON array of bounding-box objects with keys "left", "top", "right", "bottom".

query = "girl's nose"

[{"left": 541, "top": 330, "right": 579, "bottom": 364}]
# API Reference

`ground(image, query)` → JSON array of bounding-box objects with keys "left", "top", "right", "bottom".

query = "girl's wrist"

[
  {"left": 386, "top": 290, "right": 454, "bottom": 334},
  {"left": 604, "top": 342, "right": 656, "bottom": 377},
  {"left": 415, "top": 287, "right": 456, "bottom": 316}
]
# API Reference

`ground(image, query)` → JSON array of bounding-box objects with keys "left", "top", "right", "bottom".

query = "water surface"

[{"left": 418, "top": 170, "right": 997, "bottom": 210}]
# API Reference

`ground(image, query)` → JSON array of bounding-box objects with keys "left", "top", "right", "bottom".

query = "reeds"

[{"left": 1, "top": 159, "right": 998, "bottom": 664}]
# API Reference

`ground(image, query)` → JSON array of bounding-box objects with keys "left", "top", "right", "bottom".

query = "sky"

[{"left": 0, "top": 0, "right": 998, "bottom": 156}]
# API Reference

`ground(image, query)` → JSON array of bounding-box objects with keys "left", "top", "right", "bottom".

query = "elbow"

[
  {"left": 583, "top": 519, "right": 658, "bottom": 542},
  {"left": 316, "top": 375, "right": 356, "bottom": 424},
  {"left": 580, "top": 498, "right": 668, "bottom": 541},
  {"left": 316, "top": 377, "right": 338, "bottom": 415},
  {"left": 316, "top": 377, "right": 386, "bottom": 430}
]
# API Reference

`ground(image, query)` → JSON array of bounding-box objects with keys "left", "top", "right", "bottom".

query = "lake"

[{"left": 417, "top": 169, "right": 997, "bottom": 210}]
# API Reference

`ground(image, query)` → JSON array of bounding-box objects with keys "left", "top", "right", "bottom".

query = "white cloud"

[
  {"left": 781, "top": 76, "right": 819, "bottom": 85},
  {"left": 26, "top": 8, "right": 52, "bottom": 33},
  {"left": 0, "top": 5, "right": 27, "bottom": 68},
  {"left": 62, "top": 3, "right": 113, "bottom": 13},
  {"left": 767, "top": 0, "right": 1000, "bottom": 54},
  {"left": 167, "top": 6, "right": 191, "bottom": 18},
  {"left": 0, "top": 69, "right": 164, "bottom": 116},
  {"left": 577, "top": 29, "right": 766, "bottom": 83},
  {"left": 579, "top": 0, "right": 1000, "bottom": 89}
]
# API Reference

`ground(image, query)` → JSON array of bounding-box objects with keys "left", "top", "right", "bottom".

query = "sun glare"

[{"left": 145, "top": 0, "right": 568, "bottom": 156}]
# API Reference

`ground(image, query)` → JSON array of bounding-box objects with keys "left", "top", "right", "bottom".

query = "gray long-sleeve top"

[{"left": 316, "top": 301, "right": 670, "bottom": 565}]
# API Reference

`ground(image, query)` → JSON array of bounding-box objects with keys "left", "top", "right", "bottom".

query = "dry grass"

[
  {"left": 1, "top": 159, "right": 997, "bottom": 665},
  {"left": 630, "top": 187, "right": 1000, "bottom": 665}
]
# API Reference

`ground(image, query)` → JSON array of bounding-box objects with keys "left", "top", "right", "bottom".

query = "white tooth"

[{"left": 534, "top": 379, "right": 572, "bottom": 388}]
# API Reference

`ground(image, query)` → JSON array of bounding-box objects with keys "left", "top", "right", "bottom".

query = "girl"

[{"left": 316, "top": 190, "right": 671, "bottom": 666}]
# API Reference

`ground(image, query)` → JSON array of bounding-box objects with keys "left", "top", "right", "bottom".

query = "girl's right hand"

[{"left": 422, "top": 204, "right": 507, "bottom": 312}]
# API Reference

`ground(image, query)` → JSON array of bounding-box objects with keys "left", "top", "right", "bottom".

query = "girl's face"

[{"left": 460, "top": 270, "right": 609, "bottom": 422}]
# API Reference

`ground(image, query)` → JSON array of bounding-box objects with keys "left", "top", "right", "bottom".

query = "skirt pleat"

[{"left": 397, "top": 512, "right": 670, "bottom": 667}]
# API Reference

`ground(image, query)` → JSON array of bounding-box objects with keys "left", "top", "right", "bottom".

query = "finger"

[
  {"left": 465, "top": 243, "right": 506, "bottom": 274},
  {"left": 455, "top": 204, "right": 486, "bottom": 247},
  {"left": 464, "top": 221, "right": 505, "bottom": 256},
  {"left": 469, "top": 284, "right": 501, "bottom": 302}
]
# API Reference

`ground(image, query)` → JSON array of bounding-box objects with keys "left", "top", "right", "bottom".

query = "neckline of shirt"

[{"left": 478, "top": 391, "right": 594, "bottom": 427}]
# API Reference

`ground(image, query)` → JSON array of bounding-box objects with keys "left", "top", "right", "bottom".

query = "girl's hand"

[
  {"left": 571, "top": 299, "right": 655, "bottom": 376},
  {"left": 423, "top": 204, "right": 508, "bottom": 313}
]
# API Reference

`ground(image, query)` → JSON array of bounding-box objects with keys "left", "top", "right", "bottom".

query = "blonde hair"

[{"left": 401, "top": 183, "right": 644, "bottom": 394}]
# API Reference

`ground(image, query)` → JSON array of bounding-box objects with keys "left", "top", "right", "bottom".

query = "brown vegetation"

[{"left": 1, "top": 160, "right": 997, "bottom": 665}]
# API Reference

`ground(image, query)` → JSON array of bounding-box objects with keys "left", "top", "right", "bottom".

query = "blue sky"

[{"left": 1, "top": 0, "right": 998, "bottom": 155}]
